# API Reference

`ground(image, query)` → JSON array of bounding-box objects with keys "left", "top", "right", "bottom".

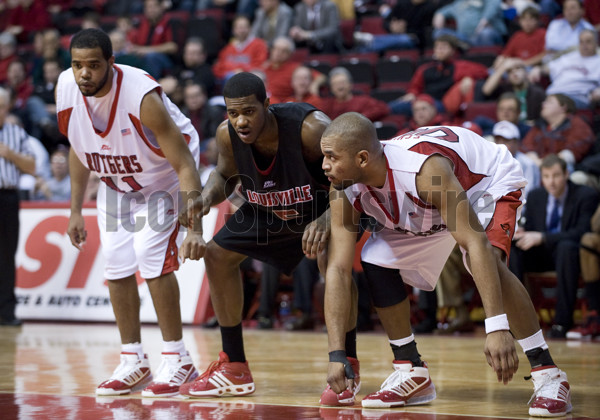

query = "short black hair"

[
  {"left": 70, "top": 28, "right": 113, "bottom": 61},
  {"left": 223, "top": 72, "right": 267, "bottom": 103}
]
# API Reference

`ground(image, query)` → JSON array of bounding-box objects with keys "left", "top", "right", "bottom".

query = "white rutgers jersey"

[
  {"left": 345, "top": 126, "right": 527, "bottom": 236},
  {"left": 56, "top": 64, "right": 200, "bottom": 198}
]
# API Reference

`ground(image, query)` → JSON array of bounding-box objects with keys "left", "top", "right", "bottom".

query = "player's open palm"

[
  {"left": 484, "top": 330, "right": 519, "bottom": 385},
  {"left": 179, "top": 232, "right": 207, "bottom": 262},
  {"left": 67, "top": 213, "right": 87, "bottom": 251}
]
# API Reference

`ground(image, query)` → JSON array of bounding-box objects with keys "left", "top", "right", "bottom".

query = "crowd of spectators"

[{"left": 2, "top": 0, "right": 600, "bottom": 335}]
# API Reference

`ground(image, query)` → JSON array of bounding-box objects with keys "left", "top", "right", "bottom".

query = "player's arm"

[
  {"left": 67, "top": 147, "right": 90, "bottom": 251},
  {"left": 325, "top": 189, "right": 361, "bottom": 393},
  {"left": 416, "top": 155, "right": 518, "bottom": 384},
  {"left": 301, "top": 110, "right": 332, "bottom": 256}
]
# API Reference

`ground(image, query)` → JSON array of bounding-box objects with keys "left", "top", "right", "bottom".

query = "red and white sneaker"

[
  {"left": 179, "top": 351, "right": 255, "bottom": 397},
  {"left": 96, "top": 352, "right": 153, "bottom": 396},
  {"left": 528, "top": 366, "right": 572, "bottom": 417},
  {"left": 361, "top": 361, "right": 436, "bottom": 408},
  {"left": 566, "top": 312, "right": 600, "bottom": 340},
  {"left": 141, "top": 352, "right": 199, "bottom": 397},
  {"left": 319, "top": 357, "right": 361, "bottom": 406}
]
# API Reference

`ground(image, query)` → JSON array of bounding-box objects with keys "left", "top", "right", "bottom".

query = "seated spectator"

[
  {"left": 174, "top": 37, "right": 216, "bottom": 96},
  {"left": 321, "top": 67, "right": 389, "bottom": 121},
  {"left": 510, "top": 154, "right": 599, "bottom": 338},
  {"left": 492, "top": 120, "right": 540, "bottom": 197},
  {"left": 531, "top": 29, "right": 600, "bottom": 110},
  {"left": 544, "top": 0, "right": 594, "bottom": 59},
  {"left": 4, "top": 0, "right": 51, "bottom": 43},
  {"left": 493, "top": 6, "right": 546, "bottom": 70},
  {"left": 18, "top": 135, "right": 50, "bottom": 200},
  {"left": 31, "top": 28, "right": 71, "bottom": 86},
  {"left": 432, "top": 0, "right": 506, "bottom": 46},
  {"left": 396, "top": 94, "right": 451, "bottom": 136},
  {"left": 128, "top": 0, "right": 179, "bottom": 79},
  {"left": 181, "top": 81, "right": 225, "bottom": 145},
  {"left": 521, "top": 93, "right": 595, "bottom": 169},
  {"left": 352, "top": 0, "right": 436, "bottom": 52},
  {"left": 0, "top": 32, "right": 17, "bottom": 85},
  {"left": 281, "top": 65, "right": 325, "bottom": 110},
  {"left": 389, "top": 35, "right": 488, "bottom": 117},
  {"left": 289, "top": 0, "right": 342, "bottom": 54},
  {"left": 212, "top": 15, "right": 269, "bottom": 82},
  {"left": 33, "top": 146, "right": 70, "bottom": 201},
  {"left": 262, "top": 36, "right": 325, "bottom": 103},
  {"left": 250, "top": 0, "right": 293, "bottom": 48},
  {"left": 481, "top": 58, "right": 546, "bottom": 123},
  {"left": 109, "top": 29, "right": 148, "bottom": 71}
]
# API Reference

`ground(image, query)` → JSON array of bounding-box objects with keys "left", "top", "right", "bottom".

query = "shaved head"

[{"left": 322, "top": 112, "right": 379, "bottom": 155}]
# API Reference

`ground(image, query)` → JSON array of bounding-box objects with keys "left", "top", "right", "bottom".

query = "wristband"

[
  {"left": 328, "top": 350, "right": 355, "bottom": 379},
  {"left": 485, "top": 313, "right": 510, "bottom": 334}
]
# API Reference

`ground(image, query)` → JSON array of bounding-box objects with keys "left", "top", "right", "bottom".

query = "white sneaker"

[
  {"left": 142, "top": 352, "right": 199, "bottom": 397},
  {"left": 96, "top": 352, "right": 153, "bottom": 395},
  {"left": 353, "top": 31, "right": 375, "bottom": 46},
  {"left": 361, "top": 361, "right": 436, "bottom": 408},
  {"left": 528, "top": 366, "right": 572, "bottom": 417}
]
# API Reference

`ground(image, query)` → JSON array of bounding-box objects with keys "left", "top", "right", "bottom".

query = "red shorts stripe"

[
  {"left": 161, "top": 222, "right": 180, "bottom": 275},
  {"left": 485, "top": 190, "right": 523, "bottom": 259}
]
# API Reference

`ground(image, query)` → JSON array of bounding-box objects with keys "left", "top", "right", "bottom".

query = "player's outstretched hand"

[
  {"left": 302, "top": 212, "right": 330, "bottom": 258},
  {"left": 484, "top": 330, "right": 519, "bottom": 385},
  {"left": 67, "top": 213, "right": 87, "bottom": 251},
  {"left": 327, "top": 361, "right": 355, "bottom": 395},
  {"left": 179, "top": 231, "right": 207, "bottom": 262}
]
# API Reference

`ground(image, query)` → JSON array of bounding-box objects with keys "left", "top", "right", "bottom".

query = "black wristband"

[{"left": 328, "top": 350, "right": 355, "bottom": 379}]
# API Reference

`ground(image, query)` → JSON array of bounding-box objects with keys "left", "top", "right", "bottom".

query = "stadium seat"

[
  {"left": 187, "top": 16, "right": 223, "bottom": 61},
  {"left": 376, "top": 57, "right": 414, "bottom": 85},
  {"left": 359, "top": 16, "right": 386, "bottom": 35},
  {"left": 338, "top": 59, "right": 375, "bottom": 86},
  {"left": 371, "top": 87, "right": 406, "bottom": 103}
]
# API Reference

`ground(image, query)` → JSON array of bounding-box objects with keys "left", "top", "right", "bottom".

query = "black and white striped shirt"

[{"left": 0, "top": 122, "right": 33, "bottom": 189}]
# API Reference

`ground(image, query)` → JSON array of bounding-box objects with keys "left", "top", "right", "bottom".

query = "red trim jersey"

[
  {"left": 56, "top": 64, "right": 200, "bottom": 197},
  {"left": 345, "top": 126, "right": 527, "bottom": 236}
]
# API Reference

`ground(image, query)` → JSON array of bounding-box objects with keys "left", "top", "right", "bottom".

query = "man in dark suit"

[
  {"left": 289, "top": 0, "right": 342, "bottom": 53},
  {"left": 510, "top": 154, "right": 599, "bottom": 338}
]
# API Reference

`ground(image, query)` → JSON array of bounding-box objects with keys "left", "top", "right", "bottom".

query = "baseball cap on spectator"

[{"left": 493, "top": 121, "right": 520, "bottom": 140}]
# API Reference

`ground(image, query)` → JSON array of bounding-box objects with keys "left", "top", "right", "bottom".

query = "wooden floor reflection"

[{"left": 1, "top": 322, "right": 599, "bottom": 419}]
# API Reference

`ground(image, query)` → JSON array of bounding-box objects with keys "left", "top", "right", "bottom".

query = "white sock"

[
  {"left": 389, "top": 334, "right": 415, "bottom": 347},
  {"left": 163, "top": 339, "right": 187, "bottom": 356},
  {"left": 517, "top": 330, "right": 548, "bottom": 352},
  {"left": 122, "top": 342, "right": 144, "bottom": 359}
]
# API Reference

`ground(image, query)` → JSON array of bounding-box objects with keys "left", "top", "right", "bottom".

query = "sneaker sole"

[
  {"left": 319, "top": 381, "right": 361, "bottom": 406},
  {"left": 96, "top": 373, "right": 153, "bottom": 396},
  {"left": 529, "top": 402, "right": 572, "bottom": 418},
  {"left": 361, "top": 382, "right": 436, "bottom": 408},
  {"left": 188, "top": 382, "right": 255, "bottom": 397}
]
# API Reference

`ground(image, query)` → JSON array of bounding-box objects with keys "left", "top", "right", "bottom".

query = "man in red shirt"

[
  {"left": 494, "top": 7, "right": 546, "bottom": 70},
  {"left": 281, "top": 65, "right": 325, "bottom": 109},
  {"left": 129, "top": 0, "right": 178, "bottom": 79}
]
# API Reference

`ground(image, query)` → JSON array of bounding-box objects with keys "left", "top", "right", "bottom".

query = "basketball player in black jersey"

[{"left": 178, "top": 72, "right": 359, "bottom": 404}]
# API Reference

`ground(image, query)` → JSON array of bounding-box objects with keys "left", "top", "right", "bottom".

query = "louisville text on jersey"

[{"left": 246, "top": 185, "right": 313, "bottom": 207}]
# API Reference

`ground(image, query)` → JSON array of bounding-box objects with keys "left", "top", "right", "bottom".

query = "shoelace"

[
  {"left": 379, "top": 369, "right": 410, "bottom": 394},
  {"left": 110, "top": 356, "right": 142, "bottom": 380},
  {"left": 527, "top": 372, "right": 563, "bottom": 406},
  {"left": 198, "top": 359, "right": 224, "bottom": 380},
  {"left": 153, "top": 356, "right": 184, "bottom": 384}
]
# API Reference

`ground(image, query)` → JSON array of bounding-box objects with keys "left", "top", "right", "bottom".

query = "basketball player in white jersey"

[
  {"left": 58, "top": 29, "right": 205, "bottom": 397},
  {"left": 320, "top": 112, "right": 571, "bottom": 417}
]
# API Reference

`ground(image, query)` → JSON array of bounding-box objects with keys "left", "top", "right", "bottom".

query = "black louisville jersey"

[{"left": 228, "top": 102, "right": 329, "bottom": 224}]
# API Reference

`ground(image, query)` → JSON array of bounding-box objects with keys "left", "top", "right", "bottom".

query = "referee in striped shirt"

[{"left": 0, "top": 87, "right": 35, "bottom": 326}]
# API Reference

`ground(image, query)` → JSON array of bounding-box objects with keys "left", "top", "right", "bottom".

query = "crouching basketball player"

[{"left": 320, "top": 112, "right": 571, "bottom": 417}]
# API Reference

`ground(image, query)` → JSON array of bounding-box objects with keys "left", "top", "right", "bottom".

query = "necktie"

[{"left": 547, "top": 200, "right": 561, "bottom": 233}]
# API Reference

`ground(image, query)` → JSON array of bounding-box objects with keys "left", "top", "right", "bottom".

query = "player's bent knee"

[{"left": 361, "top": 261, "right": 408, "bottom": 308}]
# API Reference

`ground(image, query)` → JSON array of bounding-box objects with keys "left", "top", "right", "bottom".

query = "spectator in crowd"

[
  {"left": 33, "top": 146, "right": 70, "bottom": 201},
  {"left": 321, "top": 67, "right": 390, "bottom": 121},
  {"left": 262, "top": 36, "right": 325, "bottom": 103},
  {"left": 352, "top": 0, "right": 437, "bottom": 52},
  {"left": 251, "top": 0, "right": 293, "bottom": 48},
  {"left": 0, "top": 32, "right": 17, "bottom": 85},
  {"left": 584, "top": 0, "right": 600, "bottom": 31},
  {"left": 109, "top": 29, "right": 148, "bottom": 70},
  {"left": 281, "top": 65, "right": 325, "bottom": 109},
  {"left": 432, "top": 0, "right": 506, "bottom": 46},
  {"left": 4, "top": 0, "right": 51, "bottom": 43},
  {"left": 18, "top": 134, "right": 50, "bottom": 199},
  {"left": 481, "top": 58, "right": 546, "bottom": 123},
  {"left": 0, "top": 86, "right": 35, "bottom": 326},
  {"left": 396, "top": 94, "right": 451, "bottom": 136},
  {"left": 81, "top": 11, "right": 101, "bottom": 30},
  {"left": 175, "top": 37, "right": 216, "bottom": 96},
  {"left": 32, "top": 58, "right": 62, "bottom": 117},
  {"left": 289, "top": 0, "right": 342, "bottom": 54},
  {"left": 389, "top": 35, "right": 488, "bottom": 117},
  {"left": 212, "top": 15, "right": 269, "bottom": 82},
  {"left": 493, "top": 120, "right": 540, "bottom": 197},
  {"left": 510, "top": 154, "right": 599, "bottom": 338},
  {"left": 493, "top": 6, "right": 546, "bottom": 70},
  {"left": 521, "top": 93, "right": 595, "bottom": 169},
  {"left": 530, "top": 29, "right": 600, "bottom": 110},
  {"left": 567, "top": 204, "right": 600, "bottom": 339},
  {"left": 31, "top": 28, "right": 71, "bottom": 86},
  {"left": 128, "top": 0, "right": 179, "bottom": 79},
  {"left": 181, "top": 81, "right": 225, "bottom": 144},
  {"left": 544, "top": 0, "right": 593, "bottom": 59}
]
